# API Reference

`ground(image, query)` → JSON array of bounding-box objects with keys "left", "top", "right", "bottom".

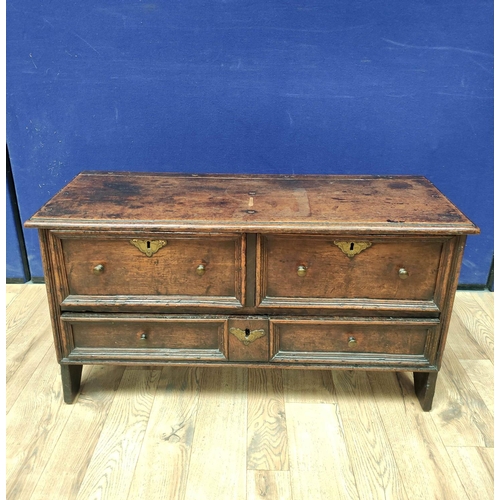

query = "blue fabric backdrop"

[{"left": 7, "top": 1, "right": 493, "bottom": 284}]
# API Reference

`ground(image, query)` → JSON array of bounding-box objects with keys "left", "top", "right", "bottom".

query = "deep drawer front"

[
  {"left": 60, "top": 233, "right": 245, "bottom": 308},
  {"left": 63, "top": 315, "right": 228, "bottom": 361},
  {"left": 270, "top": 318, "right": 439, "bottom": 366},
  {"left": 258, "top": 235, "right": 444, "bottom": 306}
]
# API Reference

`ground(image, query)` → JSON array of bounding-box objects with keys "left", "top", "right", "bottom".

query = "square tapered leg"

[
  {"left": 413, "top": 371, "right": 438, "bottom": 411},
  {"left": 61, "top": 364, "right": 83, "bottom": 404}
]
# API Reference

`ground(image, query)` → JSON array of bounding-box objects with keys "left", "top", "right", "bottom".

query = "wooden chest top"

[{"left": 26, "top": 171, "right": 478, "bottom": 235}]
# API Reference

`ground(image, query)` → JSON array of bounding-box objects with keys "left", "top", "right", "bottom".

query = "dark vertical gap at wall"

[
  {"left": 486, "top": 256, "right": 494, "bottom": 291},
  {"left": 6, "top": 145, "right": 32, "bottom": 283}
]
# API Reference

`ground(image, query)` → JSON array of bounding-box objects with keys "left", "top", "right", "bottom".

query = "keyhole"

[
  {"left": 350, "top": 242, "right": 354, "bottom": 251},
  {"left": 245, "top": 328, "right": 251, "bottom": 337},
  {"left": 147, "top": 241, "right": 151, "bottom": 249}
]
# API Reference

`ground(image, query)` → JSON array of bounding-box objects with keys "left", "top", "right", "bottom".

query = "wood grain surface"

[
  {"left": 260, "top": 235, "right": 443, "bottom": 301},
  {"left": 30, "top": 365, "right": 126, "bottom": 500},
  {"left": 6, "top": 283, "right": 24, "bottom": 306},
  {"left": 6, "top": 288, "right": 493, "bottom": 500},
  {"left": 246, "top": 470, "right": 292, "bottom": 500},
  {"left": 333, "top": 370, "right": 408, "bottom": 499},
  {"left": 286, "top": 402, "right": 358, "bottom": 499},
  {"left": 446, "top": 446, "right": 494, "bottom": 500},
  {"left": 272, "top": 319, "right": 432, "bottom": 356},
  {"left": 431, "top": 348, "right": 494, "bottom": 448},
  {"left": 26, "top": 172, "right": 479, "bottom": 234},
  {"left": 6, "top": 347, "right": 74, "bottom": 500},
  {"left": 451, "top": 292, "right": 493, "bottom": 363},
  {"left": 6, "top": 284, "right": 47, "bottom": 346},
  {"left": 229, "top": 318, "right": 269, "bottom": 362},
  {"left": 184, "top": 367, "right": 248, "bottom": 500},
  {"left": 247, "top": 369, "right": 289, "bottom": 470},
  {"left": 282, "top": 368, "right": 336, "bottom": 404},
  {"left": 369, "top": 371, "right": 469, "bottom": 499},
  {"left": 75, "top": 369, "right": 161, "bottom": 500},
  {"left": 62, "top": 234, "right": 244, "bottom": 301},
  {"left": 458, "top": 359, "right": 494, "bottom": 415},
  {"left": 127, "top": 367, "right": 202, "bottom": 500}
]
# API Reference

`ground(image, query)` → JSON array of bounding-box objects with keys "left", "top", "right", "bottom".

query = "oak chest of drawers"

[{"left": 25, "top": 172, "right": 479, "bottom": 410}]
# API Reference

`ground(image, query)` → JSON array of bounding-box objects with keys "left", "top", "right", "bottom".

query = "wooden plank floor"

[{"left": 6, "top": 284, "right": 494, "bottom": 500}]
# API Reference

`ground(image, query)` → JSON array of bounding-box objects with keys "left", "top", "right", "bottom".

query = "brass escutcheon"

[
  {"left": 130, "top": 239, "right": 167, "bottom": 257},
  {"left": 334, "top": 240, "right": 372, "bottom": 258},
  {"left": 230, "top": 327, "right": 265, "bottom": 346}
]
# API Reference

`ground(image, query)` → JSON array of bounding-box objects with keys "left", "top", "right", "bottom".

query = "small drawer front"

[
  {"left": 228, "top": 318, "right": 269, "bottom": 362},
  {"left": 259, "top": 236, "right": 444, "bottom": 306},
  {"left": 64, "top": 315, "right": 228, "bottom": 361},
  {"left": 60, "top": 234, "right": 245, "bottom": 308},
  {"left": 270, "top": 318, "right": 439, "bottom": 366}
]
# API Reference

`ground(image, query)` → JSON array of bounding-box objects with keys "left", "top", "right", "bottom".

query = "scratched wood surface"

[
  {"left": 62, "top": 234, "right": 243, "bottom": 299},
  {"left": 6, "top": 285, "right": 493, "bottom": 500},
  {"left": 25, "top": 172, "right": 479, "bottom": 234}
]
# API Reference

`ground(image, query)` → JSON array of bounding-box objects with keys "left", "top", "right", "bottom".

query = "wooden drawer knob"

[
  {"left": 297, "top": 265, "right": 307, "bottom": 277},
  {"left": 399, "top": 268, "right": 409, "bottom": 280},
  {"left": 196, "top": 264, "right": 206, "bottom": 276},
  {"left": 93, "top": 264, "right": 104, "bottom": 275}
]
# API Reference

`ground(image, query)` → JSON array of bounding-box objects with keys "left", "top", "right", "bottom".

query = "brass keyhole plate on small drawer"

[
  {"left": 228, "top": 319, "right": 269, "bottom": 362},
  {"left": 229, "top": 327, "right": 265, "bottom": 346}
]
